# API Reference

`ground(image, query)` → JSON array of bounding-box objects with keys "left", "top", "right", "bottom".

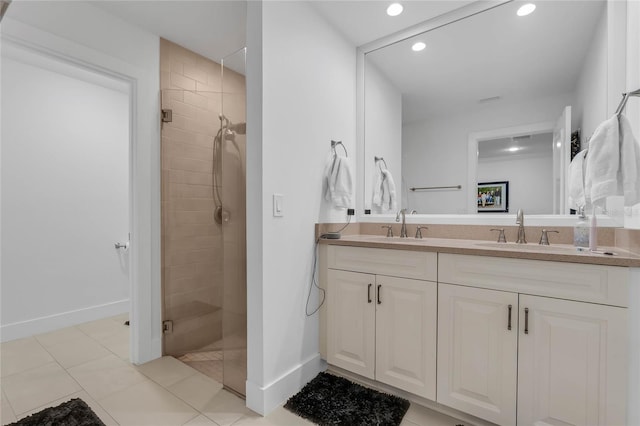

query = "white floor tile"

[
  {"left": 1, "top": 362, "right": 81, "bottom": 415},
  {"left": 404, "top": 403, "right": 464, "bottom": 426},
  {"left": 34, "top": 326, "right": 87, "bottom": 348},
  {"left": 77, "top": 317, "right": 125, "bottom": 341},
  {"left": 201, "top": 389, "right": 250, "bottom": 426},
  {"left": 67, "top": 354, "right": 148, "bottom": 401},
  {"left": 0, "top": 337, "right": 54, "bottom": 378},
  {"left": 167, "top": 372, "right": 223, "bottom": 411},
  {"left": 1, "top": 389, "right": 17, "bottom": 425},
  {"left": 136, "top": 355, "right": 199, "bottom": 387},
  {"left": 99, "top": 327, "right": 130, "bottom": 360},
  {"left": 45, "top": 334, "right": 112, "bottom": 369},
  {"left": 98, "top": 380, "right": 199, "bottom": 425},
  {"left": 183, "top": 414, "right": 219, "bottom": 425}
]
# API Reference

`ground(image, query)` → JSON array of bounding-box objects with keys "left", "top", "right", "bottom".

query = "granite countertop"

[{"left": 319, "top": 234, "right": 640, "bottom": 267}]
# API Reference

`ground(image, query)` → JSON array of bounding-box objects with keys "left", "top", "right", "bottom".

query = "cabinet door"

[
  {"left": 326, "top": 269, "right": 376, "bottom": 379},
  {"left": 437, "top": 283, "right": 518, "bottom": 426},
  {"left": 375, "top": 276, "right": 437, "bottom": 400},
  {"left": 517, "top": 295, "right": 627, "bottom": 426}
]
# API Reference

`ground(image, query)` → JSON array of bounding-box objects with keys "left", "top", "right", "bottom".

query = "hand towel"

[
  {"left": 584, "top": 115, "right": 619, "bottom": 207},
  {"left": 619, "top": 114, "right": 640, "bottom": 206},
  {"left": 568, "top": 149, "right": 587, "bottom": 210},
  {"left": 331, "top": 155, "right": 353, "bottom": 209},
  {"left": 323, "top": 152, "right": 337, "bottom": 202},
  {"left": 372, "top": 167, "right": 384, "bottom": 207},
  {"left": 381, "top": 169, "right": 397, "bottom": 211}
]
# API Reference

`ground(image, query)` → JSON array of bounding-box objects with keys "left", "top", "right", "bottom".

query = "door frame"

[
  {"left": 2, "top": 21, "right": 162, "bottom": 364},
  {"left": 467, "top": 120, "right": 555, "bottom": 214}
]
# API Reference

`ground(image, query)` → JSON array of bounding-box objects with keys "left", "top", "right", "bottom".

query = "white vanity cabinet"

[
  {"left": 437, "top": 283, "right": 519, "bottom": 425},
  {"left": 438, "top": 254, "right": 628, "bottom": 426},
  {"left": 324, "top": 246, "right": 438, "bottom": 399}
]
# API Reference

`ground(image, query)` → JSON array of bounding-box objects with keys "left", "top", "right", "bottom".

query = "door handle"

[
  {"left": 367, "top": 284, "right": 372, "bottom": 303},
  {"left": 115, "top": 241, "right": 129, "bottom": 251},
  {"left": 507, "top": 304, "right": 512, "bottom": 331},
  {"left": 524, "top": 307, "right": 529, "bottom": 334},
  {"left": 377, "top": 284, "right": 382, "bottom": 304}
]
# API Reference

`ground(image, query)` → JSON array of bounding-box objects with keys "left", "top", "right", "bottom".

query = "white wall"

[
  {"left": 246, "top": 1, "right": 356, "bottom": 415},
  {"left": 364, "top": 62, "right": 402, "bottom": 213},
  {"left": 574, "top": 11, "right": 608, "bottom": 145},
  {"left": 1, "top": 3, "right": 161, "bottom": 363},
  {"left": 478, "top": 152, "right": 553, "bottom": 215},
  {"left": 1, "top": 47, "right": 130, "bottom": 341},
  {"left": 403, "top": 92, "right": 573, "bottom": 214}
]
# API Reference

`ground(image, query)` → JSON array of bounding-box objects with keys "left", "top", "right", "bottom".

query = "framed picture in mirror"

[{"left": 477, "top": 181, "right": 509, "bottom": 213}]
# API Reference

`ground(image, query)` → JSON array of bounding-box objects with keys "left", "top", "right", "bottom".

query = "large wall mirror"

[{"left": 360, "top": 0, "right": 621, "bottom": 222}]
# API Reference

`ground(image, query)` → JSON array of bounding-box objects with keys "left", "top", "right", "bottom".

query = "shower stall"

[{"left": 159, "top": 39, "right": 247, "bottom": 396}]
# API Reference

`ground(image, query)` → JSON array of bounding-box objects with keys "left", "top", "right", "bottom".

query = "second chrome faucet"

[
  {"left": 395, "top": 209, "right": 408, "bottom": 238},
  {"left": 516, "top": 208, "right": 526, "bottom": 244}
]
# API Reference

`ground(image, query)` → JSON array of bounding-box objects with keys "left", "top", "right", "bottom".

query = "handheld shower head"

[{"left": 228, "top": 122, "right": 246, "bottom": 135}]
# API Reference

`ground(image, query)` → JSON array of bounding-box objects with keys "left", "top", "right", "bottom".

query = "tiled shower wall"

[{"left": 160, "top": 39, "right": 225, "bottom": 355}]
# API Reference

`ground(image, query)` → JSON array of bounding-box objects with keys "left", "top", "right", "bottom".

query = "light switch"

[{"left": 273, "top": 193, "right": 284, "bottom": 217}]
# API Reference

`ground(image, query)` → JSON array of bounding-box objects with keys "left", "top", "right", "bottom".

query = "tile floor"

[{"left": 1, "top": 315, "right": 462, "bottom": 425}]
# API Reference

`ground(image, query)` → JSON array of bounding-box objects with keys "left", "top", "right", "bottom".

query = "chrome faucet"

[
  {"left": 395, "top": 209, "right": 408, "bottom": 238},
  {"left": 516, "top": 208, "right": 526, "bottom": 244}
]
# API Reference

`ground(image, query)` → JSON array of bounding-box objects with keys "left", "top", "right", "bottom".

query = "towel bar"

[{"left": 410, "top": 185, "right": 462, "bottom": 191}]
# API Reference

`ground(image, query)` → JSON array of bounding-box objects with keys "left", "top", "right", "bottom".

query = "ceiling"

[
  {"left": 91, "top": 0, "right": 247, "bottom": 63},
  {"left": 478, "top": 133, "right": 553, "bottom": 160},
  {"left": 365, "top": 0, "right": 606, "bottom": 122},
  {"left": 67, "top": 1, "right": 476, "bottom": 63}
]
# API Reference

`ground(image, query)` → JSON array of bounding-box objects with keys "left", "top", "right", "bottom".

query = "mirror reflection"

[{"left": 364, "top": 0, "right": 607, "bottom": 215}]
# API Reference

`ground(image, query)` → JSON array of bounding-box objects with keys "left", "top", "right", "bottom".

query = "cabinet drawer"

[
  {"left": 327, "top": 245, "right": 437, "bottom": 281},
  {"left": 439, "top": 254, "right": 629, "bottom": 307}
]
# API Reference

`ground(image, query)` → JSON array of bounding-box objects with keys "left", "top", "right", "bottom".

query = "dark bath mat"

[
  {"left": 284, "top": 372, "right": 410, "bottom": 425},
  {"left": 8, "top": 398, "right": 106, "bottom": 426}
]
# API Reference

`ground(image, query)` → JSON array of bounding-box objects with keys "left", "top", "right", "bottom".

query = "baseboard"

[
  {"left": 246, "top": 353, "right": 327, "bottom": 415},
  {"left": 0, "top": 299, "right": 129, "bottom": 342}
]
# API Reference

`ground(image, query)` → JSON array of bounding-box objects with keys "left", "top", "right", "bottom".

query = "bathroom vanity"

[{"left": 318, "top": 236, "right": 640, "bottom": 426}]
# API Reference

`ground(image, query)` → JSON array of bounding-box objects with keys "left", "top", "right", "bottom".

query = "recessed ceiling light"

[
  {"left": 517, "top": 3, "right": 536, "bottom": 17},
  {"left": 387, "top": 3, "right": 403, "bottom": 17},
  {"left": 412, "top": 42, "right": 426, "bottom": 52}
]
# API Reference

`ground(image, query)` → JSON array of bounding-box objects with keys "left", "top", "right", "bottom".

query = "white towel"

[
  {"left": 381, "top": 169, "right": 397, "bottom": 211},
  {"left": 372, "top": 167, "right": 384, "bottom": 207},
  {"left": 619, "top": 114, "right": 640, "bottom": 206},
  {"left": 568, "top": 149, "right": 587, "bottom": 210},
  {"left": 323, "top": 153, "right": 352, "bottom": 209},
  {"left": 584, "top": 115, "right": 619, "bottom": 207}
]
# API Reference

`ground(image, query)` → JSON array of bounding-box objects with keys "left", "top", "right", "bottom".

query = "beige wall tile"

[{"left": 171, "top": 73, "right": 196, "bottom": 91}]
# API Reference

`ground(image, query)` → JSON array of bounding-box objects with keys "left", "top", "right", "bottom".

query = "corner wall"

[{"left": 246, "top": 0, "right": 356, "bottom": 415}]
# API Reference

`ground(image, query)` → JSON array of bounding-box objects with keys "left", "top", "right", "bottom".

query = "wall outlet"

[{"left": 347, "top": 208, "right": 355, "bottom": 216}]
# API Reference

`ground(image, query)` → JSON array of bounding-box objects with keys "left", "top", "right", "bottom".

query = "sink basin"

[{"left": 475, "top": 242, "right": 580, "bottom": 253}]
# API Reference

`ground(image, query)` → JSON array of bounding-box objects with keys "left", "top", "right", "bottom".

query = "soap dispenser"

[{"left": 573, "top": 206, "right": 589, "bottom": 248}]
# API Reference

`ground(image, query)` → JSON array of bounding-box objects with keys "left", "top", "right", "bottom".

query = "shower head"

[
  {"left": 218, "top": 114, "right": 246, "bottom": 135},
  {"left": 0, "top": 0, "right": 12, "bottom": 22},
  {"left": 228, "top": 122, "right": 246, "bottom": 135}
]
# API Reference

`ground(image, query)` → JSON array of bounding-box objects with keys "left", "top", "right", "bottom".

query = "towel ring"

[
  {"left": 615, "top": 88, "right": 640, "bottom": 117},
  {"left": 331, "top": 140, "right": 348, "bottom": 157},
  {"left": 374, "top": 156, "right": 388, "bottom": 171}
]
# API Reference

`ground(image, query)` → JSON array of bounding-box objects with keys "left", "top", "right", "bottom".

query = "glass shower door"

[{"left": 220, "top": 48, "right": 247, "bottom": 396}]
